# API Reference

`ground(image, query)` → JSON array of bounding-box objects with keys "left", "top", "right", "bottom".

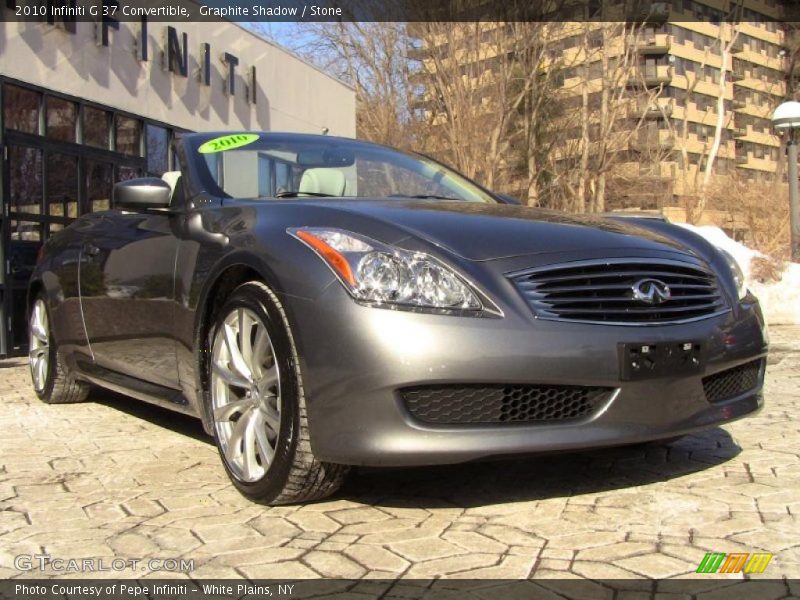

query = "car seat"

[
  {"left": 161, "top": 171, "right": 181, "bottom": 195},
  {"left": 161, "top": 171, "right": 183, "bottom": 205},
  {"left": 298, "top": 168, "right": 346, "bottom": 197}
]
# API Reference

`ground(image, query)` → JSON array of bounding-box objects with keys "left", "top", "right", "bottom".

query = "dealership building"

[{"left": 0, "top": 17, "right": 356, "bottom": 356}]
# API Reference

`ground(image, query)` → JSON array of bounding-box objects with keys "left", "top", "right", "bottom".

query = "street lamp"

[{"left": 772, "top": 100, "right": 800, "bottom": 261}]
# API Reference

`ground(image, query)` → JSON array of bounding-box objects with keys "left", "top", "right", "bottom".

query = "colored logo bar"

[{"left": 696, "top": 552, "right": 773, "bottom": 574}]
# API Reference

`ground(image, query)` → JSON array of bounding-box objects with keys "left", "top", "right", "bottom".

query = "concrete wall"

[{"left": 0, "top": 20, "right": 356, "bottom": 137}]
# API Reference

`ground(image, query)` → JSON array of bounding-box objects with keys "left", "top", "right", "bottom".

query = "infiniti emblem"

[{"left": 632, "top": 278, "right": 671, "bottom": 305}]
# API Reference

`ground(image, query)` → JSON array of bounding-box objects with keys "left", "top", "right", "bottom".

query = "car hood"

[{"left": 298, "top": 199, "right": 692, "bottom": 261}]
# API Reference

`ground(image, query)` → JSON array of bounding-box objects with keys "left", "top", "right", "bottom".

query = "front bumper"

[{"left": 284, "top": 280, "right": 768, "bottom": 467}]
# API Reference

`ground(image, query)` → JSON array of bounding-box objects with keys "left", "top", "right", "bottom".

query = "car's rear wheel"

[
  {"left": 208, "top": 281, "right": 348, "bottom": 504},
  {"left": 29, "top": 296, "right": 90, "bottom": 404}
]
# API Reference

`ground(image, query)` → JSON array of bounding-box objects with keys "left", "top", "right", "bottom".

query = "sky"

[{"left": 243, "top": 22, "right": 306, "bottom": 50}]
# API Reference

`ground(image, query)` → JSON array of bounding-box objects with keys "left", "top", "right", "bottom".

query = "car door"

[{"left": 78, "top": 209, "right": 181, "bottom": 389}]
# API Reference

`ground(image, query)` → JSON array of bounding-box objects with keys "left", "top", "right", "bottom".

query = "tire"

[
  {"left": 29, "top": 295, "right": 90, "bottom": 404},
  {"left": 207, "top": 281, "right": 348, "bottom": 505},
  {"left": 653, "top": 435, "right": 685, "bottom": 445}
]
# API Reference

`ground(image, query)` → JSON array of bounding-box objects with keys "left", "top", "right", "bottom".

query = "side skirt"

[{"left": 75, "top": 359, "right": 199, "bottom": 418}]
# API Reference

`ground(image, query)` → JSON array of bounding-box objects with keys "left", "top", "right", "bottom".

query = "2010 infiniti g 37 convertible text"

[{"left": 28, "top": 132, "right": 768, "bottom": 504}]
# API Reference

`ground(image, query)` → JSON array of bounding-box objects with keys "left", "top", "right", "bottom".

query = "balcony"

[
  {"left": 730, "top": 38, "right": 745, "bottom": 54},
  {"left": 638, "top": 65, "right": 673, "bottom": 86},
  {"left": 735, "top": 154, "right": 749, "bottom": 165},
  {"left": 630, "top": 130, "right": 675, "bottom": 152},
  {"left": 634, "top": 33, "right": 671, "bottom": 55},
  {"left": 730, "top": 68, "right": 746, "bottom": 83},
  {"left": 626, "top": 0, "right": 670, "bottom": 24},
  {"left": 732, "top": 97, "right": 747, "bottom": 110},
  {"left": 409, "top": 95, "right": 431, "bottom": 110},
  {"left": 635, "top": 98, "right": 674, "bottom": 119},
  {"left": 637, "top": 161, "right": 676, "bottom": 180},
  {"left": 732, "top": 126, "right": 748, "bottom": 138},
  {"left": 407, "top": 45, "right": 428, "bottom": 61}
]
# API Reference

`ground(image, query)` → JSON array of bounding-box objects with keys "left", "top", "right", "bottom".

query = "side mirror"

[{"left": 113, "top": 178, "right": 172, "bottom": 211}]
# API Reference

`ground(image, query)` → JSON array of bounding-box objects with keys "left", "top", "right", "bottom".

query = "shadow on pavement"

[
  {"left": 85, "top": 385, "right": 741, "bottom": 508},
  {"left": 0, "top": 359, "right": 27, "bottom": 369},
  {"left": 339, "top": 428, "right": 741, "bottom": 508},
  {"left": 90, "top": 387, "right": 211, "bottom": 444}
]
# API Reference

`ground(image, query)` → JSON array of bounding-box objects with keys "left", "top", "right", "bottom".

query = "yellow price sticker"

[{"left": 198, "top": 133, "right": 260, "bottom": 154}]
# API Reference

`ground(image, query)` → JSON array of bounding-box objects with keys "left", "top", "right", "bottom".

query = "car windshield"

[{"left": 195, "top": 134, "right": 496, "bottom": 203}]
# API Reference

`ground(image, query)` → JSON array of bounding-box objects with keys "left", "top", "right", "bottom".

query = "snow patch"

[{"left": 676, "top": 223, "right": 800, "bottom": 325}]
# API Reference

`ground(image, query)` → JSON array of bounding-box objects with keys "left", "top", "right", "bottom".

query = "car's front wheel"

[
  {"left": 29, "top": 295, "right": 90, "bottom": 404},
  {"left": 208, "top": 281, "right": 348, "bottom": 504}
]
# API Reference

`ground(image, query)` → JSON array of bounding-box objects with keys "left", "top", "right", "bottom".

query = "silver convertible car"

[{"left": 28, "top": 132, "right": 768, "bottom": 504}]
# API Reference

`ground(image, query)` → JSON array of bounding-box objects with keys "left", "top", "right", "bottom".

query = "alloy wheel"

[
  {"left": 210, "top": 307, "right": 282, "bottom": 483},
  {"left": 29, "top": 299, "right": 50, "bottom": 392}
]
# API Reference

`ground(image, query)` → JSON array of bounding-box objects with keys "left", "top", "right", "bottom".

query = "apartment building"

[
  {"left": 410, "top": 0, "right": 789, "bottom": 224},
  {"left": 622, "top": 2, "right": 787, "bottom": 210}
]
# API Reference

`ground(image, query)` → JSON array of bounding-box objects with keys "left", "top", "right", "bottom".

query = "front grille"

[
  {"left": 401, "top": 384, "right": 614, "bottom": 425},
  {"left": 703, "top": 360, "right": 763, "bottom": 404},
  {"left": 511, "top": 258, "right": 727, "bottom": 325}
]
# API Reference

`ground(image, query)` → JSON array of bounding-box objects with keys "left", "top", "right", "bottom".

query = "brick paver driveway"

[{"left": 1, "top": 327, "right": 798, "bottom": 581}]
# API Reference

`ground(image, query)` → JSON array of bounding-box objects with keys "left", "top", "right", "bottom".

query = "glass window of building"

[
  {"left": 46, "top": 153, "right": 79, "bottom": 219},
  {"left": 4, "top": 84, "right": 41, "bottom": 134},
  {"left": 116, "top": 116, "right": 142, "bottom": 156},
  {"left": 10, "top": 220, "right": 42, "bottom": 242},
  {"left": 86, "top": 161, "right": 113, "bottom": 213},
  {"left": 109, "top": 165, "right": 143, "bottom": 207},
  {"left": 116, "top": 165, "right": 142, "bottom": 183},
  {"left": 9, "top": 146, "right": 42, "bottom": 214},
  {"left": 146, "top": 124, "right": 170, "bottom": 175},
  {"left": 83, "top": 106, "right": 111, "bottom": 149},
  {"left": 46, "top": 97, "right": 77, "bottom": 142}
]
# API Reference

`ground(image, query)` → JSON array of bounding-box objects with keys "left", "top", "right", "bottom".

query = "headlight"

[
  {"left": 288, "top": 227, "right": 483, "bottom": 312},
  {"left": 718, "top": 248, "right": 748, "bottom": 300}
]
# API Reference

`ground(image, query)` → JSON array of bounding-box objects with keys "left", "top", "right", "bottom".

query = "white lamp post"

[{"left": 772, "top": 101, "right": 800, "bottom": 261}]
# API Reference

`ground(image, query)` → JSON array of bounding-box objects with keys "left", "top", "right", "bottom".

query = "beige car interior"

[{"left": 298, "top": 168, "right": 346, "bottom": 197}]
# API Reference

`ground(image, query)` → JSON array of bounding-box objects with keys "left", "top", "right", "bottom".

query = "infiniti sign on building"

[{"left": 0, "top": 15, "right": 356, "bottom": 356}]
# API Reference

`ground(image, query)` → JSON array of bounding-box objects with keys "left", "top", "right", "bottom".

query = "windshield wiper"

[
  {"left": 389, "top": 194, "right": 463, "bottom": 201},
  {"left": 274, "top": 191, "right": 334, "bottom": 198}
]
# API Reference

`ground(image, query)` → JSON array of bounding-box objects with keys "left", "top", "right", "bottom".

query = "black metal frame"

[{"left": 0, "top": 75, "right": 186, "bottom": 357}]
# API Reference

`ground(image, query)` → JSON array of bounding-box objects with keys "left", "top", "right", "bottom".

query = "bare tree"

[
  {"left": 548, "top": 21, "right": 663, "bottom": 213},
  {"left": 661, "top": 42, "right": 713, "bottom": 222},
  {"left": 698, "top": 13, "right": 744, "bottom": 213},
  {"left": 265, "top": 21, "right": 414, "bottom": 148},
  {"left": 590, "top": 22, "right": 655, "bottom": 213},
  {"left": 575, "top": 23, "right": 592, "bottom": 213},
  {"left": 411, "top": 22, "right": 567, "bottom": 190}
]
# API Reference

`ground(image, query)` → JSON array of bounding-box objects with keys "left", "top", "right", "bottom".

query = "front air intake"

[
  {"left": 703, "top": 359, "right": 764, "bottom": 404},
  {"left": 401, "top": 384, "right": 614, "bottom": 425}
]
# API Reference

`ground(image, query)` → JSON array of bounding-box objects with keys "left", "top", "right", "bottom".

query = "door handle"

[{"left": 83, "top": 243, "right": 101, "bottom": 257}]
